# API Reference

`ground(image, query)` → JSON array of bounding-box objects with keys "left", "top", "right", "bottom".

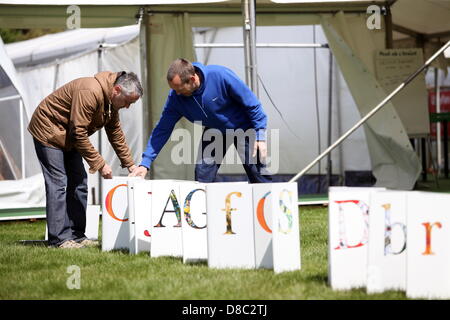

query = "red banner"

[{"left": 428, "top": 88, "right": 450, "bottom": 137}]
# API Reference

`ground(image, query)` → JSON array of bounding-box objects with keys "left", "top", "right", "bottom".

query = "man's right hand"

[
  {"left": 100, "top": 163, "right": 113, "bottom": 179},
  {"left": 128, "top": 165, "right": 148, "bottom": 178}
]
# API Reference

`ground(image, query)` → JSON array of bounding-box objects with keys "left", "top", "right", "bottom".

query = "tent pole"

[
  {"left": 97, "top": 47, "right": 103, "bottom": 205},
  {"left": 0, "top": 95, "right": 20, "bottom": 102},
  {"left": 384, "top": 2, "right": 394, "bottom": 49},
  {"left": 242, "top": 0, "right": 258, "bottom": 96},
  {"left": 138, "top": 6, "right": 152, "bottom": 179},
  {"left": 289, "top": 40, "right": 450, "bottom": 183},
  {"left": 19, "top": 99, "right": 25, "bottom": 179},
  {"left": 139, "top": 7, "right": 150, "bottom": 146},
  {"left": 144, "top": 10, "right": 154, "bottom": 180},
  {"left": 435, "top": 68, "right": 441, "bottom": 177},
  {"left": 326, "top": 50, "right": 333, "bottom": 189}
]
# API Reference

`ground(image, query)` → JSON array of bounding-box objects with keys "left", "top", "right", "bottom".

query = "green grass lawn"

[{"left": 0, "top": 206, "right": 407, "bottom": 300}]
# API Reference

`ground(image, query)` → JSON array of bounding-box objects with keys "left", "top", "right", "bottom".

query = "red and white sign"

[{"left": 428, "top": 88, "right": 450, "bottom": 137}]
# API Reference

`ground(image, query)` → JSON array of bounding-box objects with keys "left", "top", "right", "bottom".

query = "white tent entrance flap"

[
  {"left": 0, "top": 38, "right": 36, "bottom": 181},
  {"left": 0, "top": 36, "right": 45, "bottom": 213}
]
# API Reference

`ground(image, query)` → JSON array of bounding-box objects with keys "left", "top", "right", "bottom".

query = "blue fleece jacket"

[{"left": 140, "top": 62, "right": 267, "bottom": 169}]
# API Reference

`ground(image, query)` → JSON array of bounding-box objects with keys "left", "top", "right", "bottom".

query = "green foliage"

[
  {"left": 0, "top": 207, "right": 407, "bottom": 300},
  {"left": 0, "top": 28, "right": 64, "bottom": 44}
]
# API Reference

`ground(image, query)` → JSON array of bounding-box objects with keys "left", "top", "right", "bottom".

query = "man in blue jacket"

[{"left": 130, "top": 58, "right": 271, "bottom": 183}]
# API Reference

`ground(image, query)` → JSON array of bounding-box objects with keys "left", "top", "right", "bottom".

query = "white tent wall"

[
  {"left": 13, "top": 35, "right": 143, "bottom": 205},
  {"left": 321, "top": 12, "right": 421, "bottom": 189},
  {"left": 147, "top": 10, "right": 419, "bottom": 189},
  {"left": 193, "top": 25, "right": 371, "bottom": 178},
  {"left": 0, "top": 37, "right": 44, "bottom": 210}
]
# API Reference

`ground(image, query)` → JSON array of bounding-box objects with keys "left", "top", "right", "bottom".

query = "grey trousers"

[{"left": 33, "top": 138, "right": 88, "bottom": 246}]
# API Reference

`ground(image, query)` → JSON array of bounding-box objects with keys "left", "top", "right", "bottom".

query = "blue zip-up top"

[{"left": 140, "top": 62, "right": 267, "bottom": 169}]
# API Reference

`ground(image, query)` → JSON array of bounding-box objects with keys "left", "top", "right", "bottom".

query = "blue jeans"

[
  {"left": 195, "top": 128, "right": 272, "bottom": 183},
  {"left": 33, "top": 139, "right": 88, "bottom": 246}
]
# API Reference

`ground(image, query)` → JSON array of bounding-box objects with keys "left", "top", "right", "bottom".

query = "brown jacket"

[{"left": 28, "top": 71, "right": 134, "bottom": 173}]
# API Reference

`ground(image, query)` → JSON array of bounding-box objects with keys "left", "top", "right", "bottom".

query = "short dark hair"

[
  {"left": 167, "top": 58, "right": 195, "bottom": 83},
  {"left": 114, "top": 72, "right": 143, "bottom": 97}
]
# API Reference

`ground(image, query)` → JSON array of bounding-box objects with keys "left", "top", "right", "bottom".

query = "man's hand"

[
  {"left": 100, "top": 163, "right": 113, "bottom": 179},
  {"left": 128, "top": 165, "right": 148, "bottom": 178},
  {"left": 253, "top": 140, "right": 267, "bottom": 162},
  {"left": 127, "top": 165, "right": 137, "bottom": 173}
]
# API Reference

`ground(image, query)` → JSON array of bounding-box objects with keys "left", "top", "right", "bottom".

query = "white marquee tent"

[{"left": 0, "top": 0, "right": 449, "bottom": 212}]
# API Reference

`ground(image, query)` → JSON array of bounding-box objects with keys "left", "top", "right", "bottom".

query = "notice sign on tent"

[{"left": 375, "top": 48, "right": 429, "bottom": 137}]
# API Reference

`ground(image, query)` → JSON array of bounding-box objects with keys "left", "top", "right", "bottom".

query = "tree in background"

[{"left": 0, "top": 28, "right": 63, "bottom": 43}]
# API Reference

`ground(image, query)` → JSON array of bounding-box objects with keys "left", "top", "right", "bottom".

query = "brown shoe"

[
  {"left": 58, "top": 240, "right": 84, "bottom": 249},
  {"left": 78, "top": 239, "right": 99, "bottom": 247}
]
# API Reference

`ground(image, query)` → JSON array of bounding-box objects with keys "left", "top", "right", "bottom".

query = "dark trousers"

[
  {"left": 195, "top": 128, "right": 272, "bottom": 183},
  {"left": 33, "top": 139, "right": 88, "bottom": 246}
]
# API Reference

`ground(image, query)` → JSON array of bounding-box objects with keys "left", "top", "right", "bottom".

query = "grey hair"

[
  {"left": 114, "top": 72, "right": 144, "bottom": 97},
  {"left": 167, "top": 58, "right": 195, "bottom": 83}
]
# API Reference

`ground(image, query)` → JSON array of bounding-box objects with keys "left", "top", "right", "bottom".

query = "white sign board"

[
  {"left": 252, "top": 183, "right": 301, "bottom": 273},
  {"left": 206, "top": 182, "right": 255, "bottom": 269},
  {"left": 128, "top": 180, "right": 152, "bottom": 254},
  {"left": 85, "top": 205, "right": 100, "bottom": 240},
  {"left": 271, "top": 183, "right": 301, "bottom": 273},
  {"left": 406, "top": 192, "right": 450, "bottom": 299},
  {"left": 179, "top": 182, "right": 207, "bottom": 263},
  {"left": 375, "top": 48, "right": 429, "bottom": 136},
  {"left": 101, "top": 177, "right": 141, "bottom": 251},
  {"left": 150, "top": 180, "right": 183, "bottom": 258},
  {"left": 328, "top": 187, "right": 384, "bottom": 290},
  {"left": 367, "top": 191, "right": 407, "bottom": 294},
  {"left": 252, "top": 184, "right": 274, "bottom": 269}
]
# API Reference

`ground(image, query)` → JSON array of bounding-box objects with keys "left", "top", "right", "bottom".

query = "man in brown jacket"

[{"left": 29, "top": 71, "right": 142, "bottom": 249}]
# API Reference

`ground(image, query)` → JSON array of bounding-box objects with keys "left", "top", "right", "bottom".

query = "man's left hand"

[
  {"left": 127, "top": 165, "right": 137, "bottom": 173},
  {"left": 253, "top": 140, "right": 267, "bottom": 162}
]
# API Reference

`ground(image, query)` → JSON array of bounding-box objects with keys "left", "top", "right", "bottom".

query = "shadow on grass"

[
  {"left": 184, "top": 259, "right": 208, "bottom": 267},
  {"left": 304, "top": 273, "right": 328, "bottom": 284},
  {"left": 16, "top": 239, "right": 48, "bottom": 247},
  {"left": 108, "top": 248, "right": 132, "bottom": 255}
]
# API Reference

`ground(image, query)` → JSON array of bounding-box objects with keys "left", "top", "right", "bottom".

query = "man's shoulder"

[
  {"left": 69, "top": 77, "right": 101, "bottom": 91},
  {"left": 202, "top": 63, "right": 230, "bottom": 73},
  {"left": 66, "top": 77, "right": 103, "bottom": 101}
]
